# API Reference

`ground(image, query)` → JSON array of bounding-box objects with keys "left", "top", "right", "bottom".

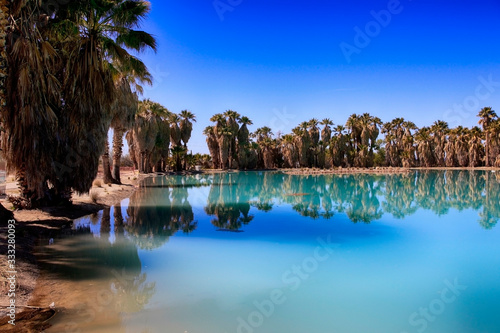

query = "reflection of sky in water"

[{"left": 63, "top": 171, "right": 500, "bottom": 333}]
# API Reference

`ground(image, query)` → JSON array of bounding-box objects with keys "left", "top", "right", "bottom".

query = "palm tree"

[
  {"left": 150, "top": 103, "right": 172, "bottom": 172},
  {"left": 63, "top": 0, "right": 157, "bottom": 188},
  {"left": 111, "top": 78, "right": 140, "bottom": 183},
  {"left": 415, "top": 127, "right": 434, "bottom": 167},
  {"left": 281, "top": 134, "right": 297, "bottom": 168},
  {"left": 130, "top": 100, "right": 159, "bottom": 173},
  {"left": 208, "top": 114, "right": 226, "bottom": 168},
  {"left": 430, "top": 120, "right": 449, "bottom": 167},
  {"left": 295, "top": 122, "right": 312, "bottom": 167},
  {"left": 0, "top": 0, "right": 7, "bottom": 113},
  {"left": 169, "top": 114, "right": 182, "bottom": 148},
  {"left": 478, "top": 107, "right": 498, "bottom": 166},
  {"left": 488, "top": 120, "right": 500, "bottom": 167},
  {"left": 320, "top": 118, "right": 333, "bottom": 143},
  {"left": 468, "top": 126, "right": 484, "bottom": 167},
  {"left": 204, "top": 126, "right": 220, "bottom": 169},
  {"left": 224, "top": 110, "right": 241, "bottom": 168},
  {"left": 308, "top": 118, "right": 320, "bottom": 146},
  {"left": 180, "top": 110, "right": 196, "bottom": 148},
  {"left": 1, "top": 0, "right": 156, "bottom": 206},
  {"left": 218, "top": 126, "right": 233, "bottom": 169},
  {"left": 110, "top": 59, "right": 153, "bottom": 183},
  {"left": 237, "top": 116, "right": 253, "bottom": 169},
  {"left": 171, "top": 145, "right": 187, "bottom": 172},
  {"left": 2, "top": 1, "right": 64, "bottom": 204},
  {"left": 382, "top": 118, "right": 417, "bottom": 167}
]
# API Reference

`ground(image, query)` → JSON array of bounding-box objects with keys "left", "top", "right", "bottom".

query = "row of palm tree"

[
  {"left": 123, "top": 100, "right": 197, "bottom": 174},
  {"left": 0, "top": 0, "right": 157, "bottom": 207},
  {"left": 383, "top": 107, "right": 500, "bottom": 168},
  {"left": 204, "top": 107, "right": 499, "bottom": 170}
]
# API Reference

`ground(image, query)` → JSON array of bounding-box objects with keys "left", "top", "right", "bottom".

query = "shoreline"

[
  {"left": 0, "top": 169, "right": 147, "bottom": 332},
  {"left": 1, "top": 166, "right": 499, "bottom": 331},
  {"left": 201, "top": 166, "right": 500, "bottom": 175}
]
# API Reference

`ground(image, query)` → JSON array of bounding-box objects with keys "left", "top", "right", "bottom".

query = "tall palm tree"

[
  {"left": 488, "top": 120, "right": 500, "bottom": 167},
  {"left": 0, "top": 0, "right": 7, "bottom": 113},
  {"left": 2, "top": 1, "right": 63, "bottom": 204},
  {"left": 62, "top": 0, "right": 157, "bottom": 189},
  {"left": 169, "top": 114, "right": 182, "bottom": 148},
  {"left": 150, "top": 102, "right": 171, "bottom": 172},
  {"left": 0, "top": 0, "right": 10, "bottom": 212},
  {"left": 224, "top": 110, "right": 241, "bottom": 168},
  {"left": 281, "top": 134, "right": 297, "bottom": 168},
  {"left": 179, "top": 110, "right": 196, "bottom": 169},
  {"left": 237, "top": 116, "right": 253, "bottom": 169},
  {"left": 204, "top": 126, "right": 220, "bottom": 169},
  {"left": 111, "top": 59, "right": 153, "bottom": 183},
  {"left": 430, "top": 120, "right": 449, "bottom": 167},
  {"left": 209, "top": 113, "right": 226, "bottom": 168},
  {"left": 130, "top": 99, "right": 159, "bottom": 173},
  {"left": 320, "top": 118, "right": 333, "bottom": 143},
  {"left": 218, "top": 126, "right": 233, "bottom": 169},
  {"left": 478, "top": 107, "right": 498, "bottom": 166},
  {"left": 468, "top": 126, "right": 484, "bottom": 167},
  {"left": 180, "top": 110, "right": 196, "bottom": 148},
  {"left": 171, "top": 145, "right": 187, "bottom": 172},
  {"left": 111, "top": 80, "right": 139, "bottom": 183},
  {"left": 1, "top": 0, "right": 156, "bottom": 206}
]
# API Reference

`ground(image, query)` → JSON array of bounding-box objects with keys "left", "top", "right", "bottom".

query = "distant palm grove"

[{"left": 203, "top": 107, "right": 500, "bottom": 170}]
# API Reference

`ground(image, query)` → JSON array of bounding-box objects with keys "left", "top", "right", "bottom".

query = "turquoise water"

[{"left": 42, "top": 171, "right": 500, "bottom": 333}]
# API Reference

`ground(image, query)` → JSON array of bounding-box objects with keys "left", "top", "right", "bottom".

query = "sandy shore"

[
  {"left": 0, "top": 169, "right": 147, "bottom": 332},
  {"left": 281, "top": 167, "right": 411, "bottom": 175}
]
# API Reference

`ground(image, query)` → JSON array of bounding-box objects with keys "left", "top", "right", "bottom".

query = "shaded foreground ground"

[{"left": 0, "top": 169, "right": 145, "bottom": 332}]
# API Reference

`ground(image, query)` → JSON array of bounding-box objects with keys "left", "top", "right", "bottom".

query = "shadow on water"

[{"left": 37, "top": 209, "right": 141, "bottom": 281}]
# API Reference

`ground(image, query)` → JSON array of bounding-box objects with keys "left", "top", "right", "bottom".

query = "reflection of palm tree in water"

[
  {"left": 125, "top": 176, "right": 197, "bottom": 249},
  {"left": 99, "top": 204, "right": 156, "bottom": 314},
  {"left": 205, "top": 173, "right": 255, "bottom": 231},
  {"left": 202, "top": 171, "right": 500, "bottom": 229}
]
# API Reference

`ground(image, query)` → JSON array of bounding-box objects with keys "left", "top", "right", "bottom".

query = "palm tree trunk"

[
  {"left": 112, "top": 127, "right": 125, "bottom": 184},
  {"left": 16, "top": 166, "right": 36, "bottom": 206},
  {"left": 485, "top": 133, "right": 490, "bottom": 167},
  {"left": 176, "top": 154, "right": 182, "bottom": 172},
  {"left": 102, "top": 140, "right": 116, "bottom": 184},
  {"left": 0, "top": 0, "right": 8, "bottom": 113},
  {"left": 0, "top": 0, "right": 10, "bottom": 213}
]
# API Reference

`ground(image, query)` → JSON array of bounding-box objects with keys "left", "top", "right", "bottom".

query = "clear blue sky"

[{"left": 136, "top": 0, "right": 500, "bottom": 154}]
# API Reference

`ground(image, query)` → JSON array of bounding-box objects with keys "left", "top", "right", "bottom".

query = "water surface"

[{"left": 41, "top": 171, "right": 500, "bottom": 333}]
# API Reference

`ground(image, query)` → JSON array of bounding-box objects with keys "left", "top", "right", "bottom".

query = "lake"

[{"left": 40, "top": 171, "right": 500, "bottom": 333}]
